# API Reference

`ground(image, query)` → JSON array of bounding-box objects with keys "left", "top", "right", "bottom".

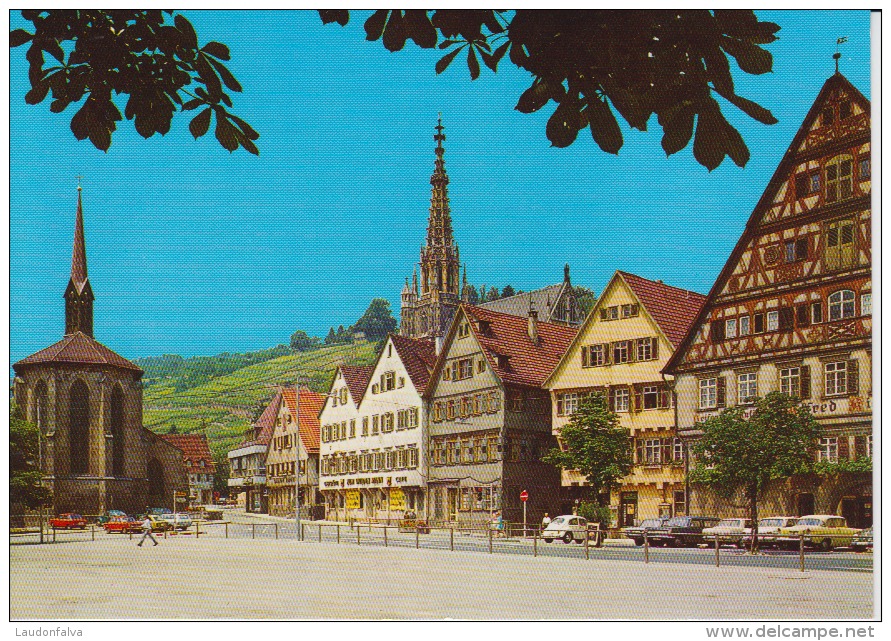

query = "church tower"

[
  {"left": 400, "top": 116, "right": 463, "bottom": 339},
  {"left": 64, "top": 186, "right": 94, "bottom": 337}
]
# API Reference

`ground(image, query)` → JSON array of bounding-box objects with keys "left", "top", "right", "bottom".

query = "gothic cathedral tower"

[
  {"left": 64, "top": 186, "right": 94, "bottom": 337},
  {"left": 400, "top": 117, "right": 463, "bottom": 340}
]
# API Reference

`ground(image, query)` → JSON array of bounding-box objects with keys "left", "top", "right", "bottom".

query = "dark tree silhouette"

[
  {"left": 319, "top": 9, "right": 780, "bottom": 170},
  {"left": 10, "top": 10, "right": 258, "bottom": 154}
]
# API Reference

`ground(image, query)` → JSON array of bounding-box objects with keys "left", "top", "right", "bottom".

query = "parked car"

[
  {"left": 103, "top": 516, "right": 143, "bottom": 534},
  {"left": 148, "top": 507, "right": 173, "bottom": 517},
  {"left": 775, "top": 515, "right": 861, "bottom": 551},
  {"left": 850, "top": 527, "right": 873, "bottom": 553},
  {"left": 542, "top": 515, "right": 589, "bottom": 544},
  {"left": 702, "top": 518, "right": 753, "bottom": 547},
  {"left": 162, "top": 513, "right": 193, "bottom": 531},
  {"left": 49, "top": 513, "right": 87, "bottom": 530},
  {"left": 741, "top": 516, "right": 799, "bottom": 548},
  {"left": 145, "top": 515, "right": 173, "bottom": 533},
  {"left": 622, "top": 518, "right": 669, "bottom": 546},
  {"left": 647, "top": 516, "right": 720, "bottom": 547},
  {"left": 96, "top": 510, "right": 127, "bottom": 525}
]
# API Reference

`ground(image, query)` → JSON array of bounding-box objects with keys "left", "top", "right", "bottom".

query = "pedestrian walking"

[
  {"left": 541, "top": 512, "right": 551, "bottom": 532},
  {"left": 137, "top": 516, "right": 158, "bottom": 547}
]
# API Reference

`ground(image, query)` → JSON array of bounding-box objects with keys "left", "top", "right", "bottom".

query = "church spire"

[
  {"left": 64, "top": 184, "right": 94, "bottom": 337},
  {"left": 426, "top": 114, "right": 455, "bottom": 249}
]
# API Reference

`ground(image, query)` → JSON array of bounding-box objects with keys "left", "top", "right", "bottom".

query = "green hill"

[{"left": 139, "top": 340, "right": 378, "bottom": 465}]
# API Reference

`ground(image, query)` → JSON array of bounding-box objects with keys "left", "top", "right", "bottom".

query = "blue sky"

[{"left": 9, "top": 10, "right": 871, "bottom": 363}]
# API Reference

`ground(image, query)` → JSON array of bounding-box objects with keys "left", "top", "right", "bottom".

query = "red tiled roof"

[
  {"left": 463, "top": 305, "right": 578, "bottom": 388},
  {"left": 240, "top": 391, "right": 282, "bottom": 448},
  {"left": 160, "top": 434, "right": 216, "bottom": 473},
  {"left": 281, "top": 387, "right": 323, "bottom": 454},
  {"left": 13, "top": 331, "right": 142, "bottom": 373},
  {"left": 389, "top": 334, "right": 437, "bottom": 394},
  {"left": 339, "top": 365, "right": 375, "bottom": 405},
  {"left": 619, "top": 272, "right": 707, "bottom": 347}
]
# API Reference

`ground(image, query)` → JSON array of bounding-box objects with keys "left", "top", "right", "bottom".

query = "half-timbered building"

[{"left": 664, "top": 71, "right": 872, "bottom": 527}]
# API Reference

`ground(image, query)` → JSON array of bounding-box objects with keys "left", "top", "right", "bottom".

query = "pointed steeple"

[
  {"left": 64, "top": 184, "right": 94, "bottom": 337},
  {"left": 426, "top": 114, "right": 455, "bottom": 249},
  {"left": 412, "top": 266, "right": 419, "bottom": 295}
]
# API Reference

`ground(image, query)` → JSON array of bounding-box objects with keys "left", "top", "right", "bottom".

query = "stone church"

[
  {"left": 13, "top": 187, "right": 186, "bottom": 516},
  {"left": 399, "top": 118, "right": 585, "bottom": 341}
]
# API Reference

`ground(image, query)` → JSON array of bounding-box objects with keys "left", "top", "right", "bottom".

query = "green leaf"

[
  {"left": 661, "top": 106, "right": 695, "bottom": 156},
  {"left": 215, "top": 112, "right": 239, "bottom": 152},
  {"left": 439, "top": 39, "right": 460, "bottom": 49},
  {"left": 721, "top": 36, "right": 773, "bottom": 75},
  {"left": 24, "top": 80, "right": 49, "bottom": 105},
  {"left": 189, "top": 108, "right": 212, "bottom": 139},
  {"left": 435, "top": 47, "right": 462, "bottom": 74},
  {"left": 181, "top": 98, "right": 203, "bottom": 111},
  {"left": 480, "top": 41, "right": 509, "bottom": 72},
  {"left": 717, "top": 89, "right": 778, "bottom": 125},
  {"left": 174, "top": 14, "right": 198, "bottom": 49},
  {"left": 404, "top": 10, "right": 436, "bottom": 49},
  {"left": 318, "top": 10, "right": 349, "bottom": 26},
  {"left": 201, "top": 41, "right": 230, "bottom": 61},
  {"left": 721, "top": 116, "right": 750, "bottom": 167},
  {"left": 467, "top": 46, "right": 480, "bottom": 80},
  {"left": 227, "top": 113, "right": 259, "bottom": 141},
  {"left": 9, "top": 29, "right": 33, "bottom": 48},
  {"left": 70, "top": 100, "right": 91, "bottom": 140},
  {"left": 704, "top": 49, "right": 734, "bottom": 96},
  {"left": 207, "top": 55, "right": 242, "bottom": 93},
  {"left": 382, "top": 11, "right": 407, "bottom": 52},
  {"left": 515, "top": 79, "right": 550, "bottom": 114},
  {"left": 693, "top": 103, "right": 725, "bottom": 171},
  {"left": 586, "top": 96, "right": 623, "bottom": 154},
  {"left": 364, "top": 10, "right": 389, "bottom": 42},
  {"left": 44, "top": 38, "right": 64, "bottom": 63},
  {"left": 546, "top": 101, "right": 581, "bottom": 148}
]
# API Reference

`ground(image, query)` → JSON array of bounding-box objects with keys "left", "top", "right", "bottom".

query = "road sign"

[
  {"left": 520, "top": 490, "right": 528, "bottom": 502},
  {"left": 174, "top": 491, "right": 188, "bottom": 498}
]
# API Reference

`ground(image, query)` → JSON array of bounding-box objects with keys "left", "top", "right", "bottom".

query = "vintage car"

[
  {"left": 96, "top": 510, "right": 128, "bottom": 525},
  {"left": 159, "top": 513, "right": 193, "bottom": 531},
  {"left": 647, "top": 516, "right": 721, "bottom": 547},
  {"left": 622, "top": 518, "right": 670, "bottom": 546},
  {"left": 850, "top": 527, "right": 873, "bottom": 553},
  {"left": 741, "top": 516, "right": 799, "bottom": 548},
  {"left": 702, "top": 518, "right": 753, "bottom": 547},
  {"left": 103, "top": 516, "right": 144, "bottom": 534},
  {"left": 542, "top": 515, "right": 588, "bottom": 544},
  {"left": 49, "top": 513, "right": 87, "bottom": 530},
  {"left": 145, "top": 515, "right": 173, "bottom": 533},
  {"left": 775, "top": 515, "right": 860, "bottom": 551}
]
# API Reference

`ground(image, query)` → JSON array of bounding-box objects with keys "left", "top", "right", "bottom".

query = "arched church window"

[
  {"left": 111, "top": 385, "right": 126, "bottom": 477},
  {"left": 69, "top": 380, "right": 90, "bottom": 474},
  {"left": 34, "top": 381, "right": 49, "bottom": 434}
]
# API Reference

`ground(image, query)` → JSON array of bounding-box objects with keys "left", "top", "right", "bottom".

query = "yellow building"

[{"left": 544, "top": 271, "right": 705, "bottom": 525}]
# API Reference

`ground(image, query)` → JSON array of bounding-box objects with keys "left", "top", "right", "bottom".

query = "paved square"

[{"left": 10, "top": 535, "right": 874, "bottom": 619}]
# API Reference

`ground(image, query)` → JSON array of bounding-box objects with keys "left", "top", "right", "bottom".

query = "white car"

[
  {"left": 162, "top": 513, "right": 193, "bottom": 531},
  {"left": 702, "top": 518, "right": 753, "bottom": 547},
  {"left": 742, "top": 516, "right": 799, "bottom": 547},
  {"left": 542, "top": 515, "right": 588, "bottom": 544}
]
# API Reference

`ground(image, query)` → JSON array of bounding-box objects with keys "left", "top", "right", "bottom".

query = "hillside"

[{"left": 140, "top": 340, "right": 378, "bottom": 464}]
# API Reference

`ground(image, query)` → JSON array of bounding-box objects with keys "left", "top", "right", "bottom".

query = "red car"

[
  {"left": 49, "top": 513, "right": 87, "bottom": 529},
  {"left": 103, "top": 516, "right": 143, "bottom": 534}
]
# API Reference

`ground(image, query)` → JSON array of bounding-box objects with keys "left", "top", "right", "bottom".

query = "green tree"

[
  {"left": 290, "top": 329, "right": 319, "bottom": 352},
  {"left": 324, "top": 327, "right": 337, "bottom": 345},
  {"left": 10, "top": 10, "right": 258, "bottom": 154},
  {"left": 485, "top": 286, "right": 500, "bottom": 302},
  {"left": 690, "top": 392, "right": 822, "bottom": 552},
  {"left": 350, "top": 298, "right": 397, "bottom": 342},
  {"left": 319, "top": 10, "right": 779, "bottom": 170},
  {"left": 574, "top": 285, "right": 598, "bottom": 315},
  {"left": 500, "top": 285, "right": 516, "bottom": 298},
  {"left": 464, "top": 284, "right": 480, "bottom": 305},
  {"left": 10, "top": 403, "right": 52, "bottom": 512},
  {"left": 542, "top": 393, "right": 632, "bottom": 499}
]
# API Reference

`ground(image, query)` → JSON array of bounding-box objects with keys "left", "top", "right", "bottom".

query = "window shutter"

[
  {"left": 711, "top": 320, "right": 725, "bottom": 341},
  {"left": 779, "top": 307, "right": 794, "bottom": 331},
  {"left": 838, "top": 436, "right": 850, "bottom": 461},
  {"left": 795, "top": 237, "right": 809, "bottom": 261},
  {"left": 630, "top": 304, "right": 640, "bottom": 317},
  {"left": 581, "top": 346, "right": 589, "bottom": 367},
  {"left": 796, "top": 305, "right": 810, "bottom": 328},
  {"left": 556, "top": 396, "right": 564, "bottom": 416},
  {"left": 608, "top": 388, "right": 616, "bottom": 413},
  {"left": 635, "top": 439, "right": 643, "bottom": 465},
  {"left": 603, "top": 343, "right": 612, "bottom": 365},
  {"left": 659, "top": 386, "right": 670, "bottom": 409},
  {"left": 651, "top": 338, "right": 659, "bottom": 360},
  {"left": 754, "top": 314, "right": 765, "bottom": 333},
  {"left": 716, "top": 377, "right": 727, "bottom": 408},
  {"left": 632, "top": 386, "right": 642, "bottom": 412},
  {"left": 847, "top": 360, "right": 859, "bottom": 395},
  {"left": 800, "top": 366, "right": 811, "bottom": 399},
  {"left": 854, "top": 435, "right": 867, "bottom": 459},
  {"left": 662, "top": 439, "right": 672, "bottom": 464},
  {"left": 811, "top": 302, "right": 823, "bottom": 324},
  {"left": 600, "top": 308, "right": 609, "bottom": 321},
  {"left": 629, "top": 339, "right": 638, "bottom": 362}
]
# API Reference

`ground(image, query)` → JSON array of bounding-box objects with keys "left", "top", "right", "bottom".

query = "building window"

[
  {"left": 587, "top": 344, "right": 605, "bottom": 367},
  {"left": 766, "top": 310, "right": 779, "bottom": 332},
  {"left": 641, "top": 386, "right": 659, "bottom": 410},
  {"left": 739, "top": 316, "right": 750, "bottom": 336},
  {"left": 785, "top": 238, "right": 808, "bottom": 262},
  {"left": 613, "top": 388, "right": 630, "bottom": 413},
  {"left": 372, "top": 415, "right": 380, "bottom": 435},
  {"left": 824, "top": 361, "right": 848, "bottom": 396},
  {"left": 349, "top": 420, "right": 356, "bottom": 438},
  {"left": 600, "top": 306, "right": 620, "bottom": 321},
  {"left": 699, "top": 378, "right": 717, "bottom": 410},
  {"left": 621, "top": 304, "right": 639, "bottom": 318},
  {"left": 637, "top": 337, "right": 656, "bottom": 361},
  {"left": 477, "top": 358, "right": 486, "bottom": 373},
  {"left": 825, "top": 218, "right": 855, "bottom": 270},
  {"left": 828, "top": 290, "right": 856, "bottom": 321},
  {"left": 458, "top": 322, "right": 470, "bottom": 338},
  {"left": 362, "top": 417, "right": 369, "bottom": 436},
  {"left": 737, "top": 373, "right": 757, "bottom": 405},
  {"left": 446, "top": 400, "right": 456, "bottom": 420},
  {"left": 613, "top": 341, "right": 630, "bottom": 364},
  {"left": 859, "top": 158, "right": 870, "bottom": 180},
  {"left": 861, "top": 293, "right": 871, "bottom": 316},
  {"left": 811, "top": 301, "right": 823, "bottom": 324},
  {"left": 408, "top": 447, "right": 419, "bottom": 468},
  {"left": 725, "top": 319, "right": 737, "bottom": 339},
  {"left": 753, "top": 313, "right": 765, "bottom": 334},
  {"left": 382, "top": 413, "right": 394, "bottom": 432},
  {"left": 637, "top": 439, "right": 661, "bottom": 464},
  {"left": 818, "top": 437, "right": 838, "bottom": 463},
  {"left": 826, "top": 156, "right": 853, "bottom": 203},
  {"left": 673, "top": 438, "right": 684, "bottom": 463},
  {"left": 558, "top": 392, "right": 579, "bottom": 417},
  {"left": 780, "top": 367, "right": 801, "bottom": 398},
  {"left": 382, "top": 371, "right": 396, "bottom": 391},
  {"left": 454, "top": 358, "right": 473, "bottom": 380}
]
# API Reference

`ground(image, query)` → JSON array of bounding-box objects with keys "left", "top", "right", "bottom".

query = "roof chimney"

[{"left": 528, "top": 303, "right": 539, "bottom": 345}]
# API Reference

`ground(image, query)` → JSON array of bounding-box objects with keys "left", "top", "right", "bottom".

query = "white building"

[{"left": 319, "top": 334, "right": 436, "bottom": 522}]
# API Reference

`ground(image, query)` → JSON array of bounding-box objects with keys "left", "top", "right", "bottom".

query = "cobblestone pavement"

[{"left": 10, "top": 533, "right": 873, "bottom": 619}]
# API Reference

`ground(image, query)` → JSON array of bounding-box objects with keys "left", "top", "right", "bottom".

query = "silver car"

[{"left": 542, "top": 515, "right": 588, "bottom": 544}]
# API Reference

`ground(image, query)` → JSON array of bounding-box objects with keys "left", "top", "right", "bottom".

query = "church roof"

[
  {"left": 389, "top": 334, "right": 437, "bottom": 394},
  {"left": 70, "top": 187, "right": 89, "bottom": 293},
  {"left": 281, "top": 387, "right": 324, "bottom": 454},
  {"left": 439, "top": 304, "right": 578, "bottom": 389},
  {"left": 13, "top": 331, "right": 142, "bottom": 373},
  {"left": 618, "top": 271, "right": 707, "bottom": 347},
  {"left": 479, "top": 283, "right": 569, "bottom": 323},
  {"left": 160, "top": 434, "right": 216, "bottom": 473}
]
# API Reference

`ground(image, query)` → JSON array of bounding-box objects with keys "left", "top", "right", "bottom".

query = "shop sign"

[
  {"left": 346, "top": 490, "right": 361, "bottom": 510},
  {"left": 389, "top": 487, "right": 406, "bottom": 511}
]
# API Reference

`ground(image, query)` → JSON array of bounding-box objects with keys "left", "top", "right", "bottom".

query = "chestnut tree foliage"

[
  {"left": 10, "top": 10, "right": 258, "bottom": 154},
  {"left": 320, "top": 9, "right": 781, "bottom": 170}
]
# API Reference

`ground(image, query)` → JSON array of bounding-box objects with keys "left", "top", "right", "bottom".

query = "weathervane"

[
  {"left": 76, "top": 175, "right": 83, "bottom": 191},
  {"left": 834, "top": 37, "right": 848, "bottom": 74}
]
